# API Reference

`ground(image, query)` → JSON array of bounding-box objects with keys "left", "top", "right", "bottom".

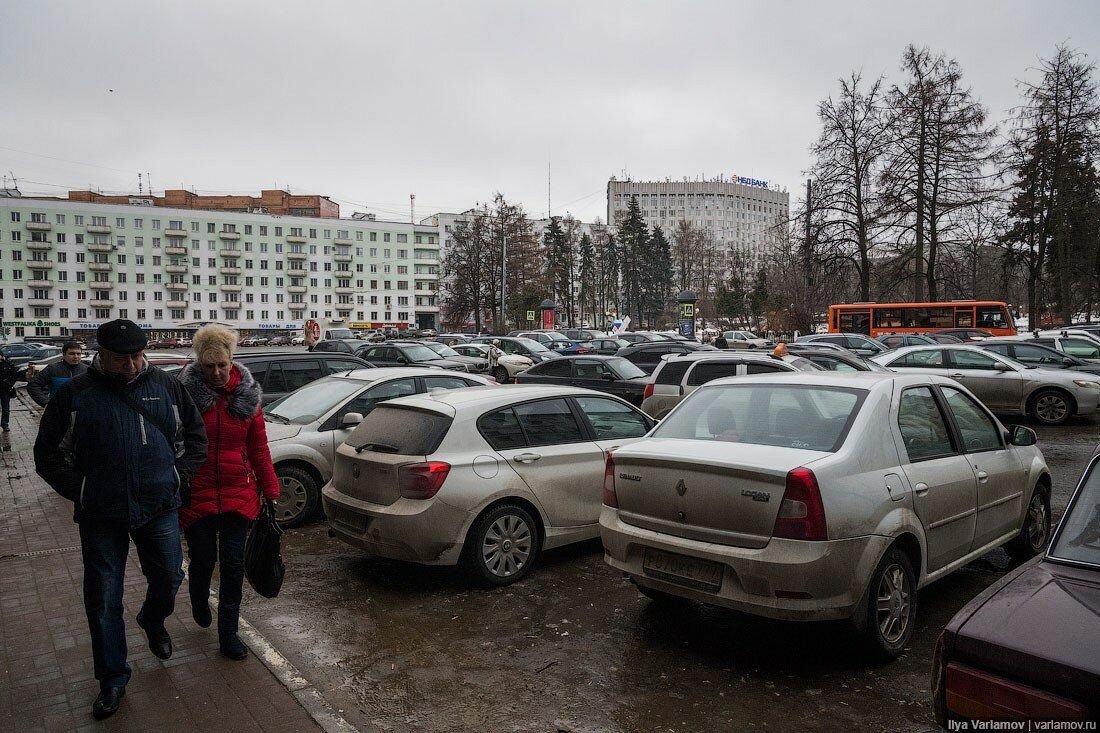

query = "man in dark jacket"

[
  {"left": 0, "top": 351, "right": 17, "bottom": 431},
  {"left": 34, "top": 319, "right": 207, "bottom": 720},
  {"left": 28, "top": 340, "right": 88, "bottom": 406}
]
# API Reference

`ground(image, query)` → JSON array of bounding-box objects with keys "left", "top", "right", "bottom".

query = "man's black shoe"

[
  {"left": 92, "top": 686, "right": 125, "bottom": 719},
  {"left": 136, "top": 612, "right": 173, "bottom": 660},
  {"left": 191, "top": 596, "right": 212, "bottom": 628},
  {"left": 219, "top": 634, "right": 248, "bottom": 661}
]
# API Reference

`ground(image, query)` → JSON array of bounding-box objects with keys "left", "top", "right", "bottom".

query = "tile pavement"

[{"left": 0, "top": 392, "right": 323, "bottom": 732}]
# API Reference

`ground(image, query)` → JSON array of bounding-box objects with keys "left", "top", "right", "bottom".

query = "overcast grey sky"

[{"left": 2, "top": 1, "right": 1097, "bottom": 223}]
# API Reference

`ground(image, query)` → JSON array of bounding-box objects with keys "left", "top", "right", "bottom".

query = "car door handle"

[
  {"left": 977, "top": 470, "right": 988, "bottom": 482},
  {"left": 949, "top": 373, "right": 965, "bottom": 379},
  {"left": 914, "top": 482, "right": 929, "bottom": 496},
  {"left": 513, "top": 453, "right": 542, "bottom": 463}
]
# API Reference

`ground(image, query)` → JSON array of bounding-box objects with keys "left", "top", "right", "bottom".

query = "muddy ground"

[{"left": 243, "top": 419, "right": 1098, "bottom": 733}]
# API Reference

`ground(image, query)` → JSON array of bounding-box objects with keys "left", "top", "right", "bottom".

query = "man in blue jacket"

[
  {"left": 34, "top": 320, "right": 207, "bottom": 720},
  {"left": 28, "top": 340, "right": 88, "bottom": 406}
]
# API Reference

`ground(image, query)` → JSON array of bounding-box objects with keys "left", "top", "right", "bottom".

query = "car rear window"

[
  {"left": 652, "top": 384, "right": 867, "bottom": 452},
  {"left": 654, "top": 360, "right": 691, "bottom": 386},
  {"left": 346, "top": 406, "right": 453, "bottom": 456}
]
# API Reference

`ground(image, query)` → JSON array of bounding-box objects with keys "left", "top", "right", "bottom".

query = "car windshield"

[
  {"left": 403, "top": 344, "right": 448, "bottom": 362},
  {"left": 264, "top": 377, "right": 367, "bottom": 425},
  {"left": 1049, "top": 458, "right": 1100, "bottom": 568},
  {"left": 421, "top": 342, "right": 461, "bottom": 358},
  {"left": 513, "top": 338, "right": 551, "bottom": 353},
  {"left": 652, "top": 384, "right": 866, "bottom": 452},
  {"left": 327, "top": 328, "right": 354, "bottom": 340},
  {"left": 606, "top": 357, "right": 647, "bottom": 379}
]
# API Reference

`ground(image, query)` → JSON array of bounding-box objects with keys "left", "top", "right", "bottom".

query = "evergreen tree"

[
  {"left": 577, "top": 232, "right": 596, "bottom": 328},
  {"left": 616, "top": 195, "right": 649, "bottom": 324},
  {"left": 646, "top": 226, "right": 673, "bottom": 326}
]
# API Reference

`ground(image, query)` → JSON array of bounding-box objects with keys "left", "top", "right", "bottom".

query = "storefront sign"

[
  {"left": 5, "top": 319, "right": 68, "bottom": 328},
  {"left": 258, "top": 323, "right": 302, "bottom": 330}
]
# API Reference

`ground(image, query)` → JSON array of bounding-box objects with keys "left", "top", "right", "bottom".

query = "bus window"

[
  {"left": 955, "top": 308, "right": 974, "bottom": 328},
  {"left": 909, "top": 307, "right": 953, "bottom": 329},
  {"left": 976, "top": 306, "right": 1008, "bottom": 330},
  {"left": 839, "top": 311, "right": 870, "bottom": 335},
  {"left": 874, "top": 309, "right": 904, "bottom": 329}
]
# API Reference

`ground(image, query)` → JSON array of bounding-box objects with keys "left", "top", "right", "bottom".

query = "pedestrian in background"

[
  {"left": 28, "top": 340, "right": 88, "bottom": 406},
  {"left": 34, "top": 319, "right": 207, "bottom": 720},
  {"left": 714, "top": 334, "right": 729, "bottom": 349},
  {"left": 0, "top": 350, "right": 18, "bottom": 432},
  {"left": 177, "top": 325, "right": 280, "bottom": 661}
]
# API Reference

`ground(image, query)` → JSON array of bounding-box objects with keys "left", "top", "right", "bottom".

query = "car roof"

[
  {"left": 325, "top": 367, "right": 476, "bottom": 382},
  {"left": 534, "top": 354, "right": 619, "bottom": 361},
  {"left": 704, "top": 370, "right": 937, "bottom": 390},
  {"left": 236, "top": 351, "right": 366, "bottom": 361},
  {"left": 664, "top": 351, "right": 787, "bottom": 362},
  {"left": 384, "top": 384, "right": 619, "bottom": 412},
  {"left": 873, "top": 343, "right": 990, "bottom": 360}
]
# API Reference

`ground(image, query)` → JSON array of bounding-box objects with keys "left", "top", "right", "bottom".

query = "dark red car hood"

[{"left": 949, "top": 557, "right": 1100, "bottom": 706}]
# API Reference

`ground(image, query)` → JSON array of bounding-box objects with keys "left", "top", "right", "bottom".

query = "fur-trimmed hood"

[{"left": 179, "top": 362, "right": 262, "bottom": 419}]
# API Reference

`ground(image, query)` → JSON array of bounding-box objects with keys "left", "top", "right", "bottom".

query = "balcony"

[
  {"left": 166, "top": 282, "right": 188, "bottom": 292},
  {"left": 219, "top": 266, "right": 242, "bottom": 276},
  {"left": 89, "top": 281, "right": 115, "bottom": 290},
  {"left": 335, "top": 286, "right": 354, "bottom": 295},
  {"left": 90, "top": 299, "right": 114, "bottom": 308},
  {"left": 88, "top": 262, "right": 113, "bottom": 272},
  {"left": 26, "top": 259, "right": 53, "bottom": 269},
  {"left": 27, "top": 298, "right": 55, "bottom": 307},
  {"left": 286, "top": 235, "right": 307, "bottom": 244},
  {"left": 287, "top": 285, "right": 307, "bottom": 294},
  {"left": 165, "top": 245, "right": 188, "bottom": 256},
  {"left": 219, "top": 249, "right": 242, "bottom": 258},
  {"left": 86, "top": 224, "right": 111, "bottom": 234},
  {"left": 288, "top": 304, "right": 306, "bottom": 311},
  {"left": 334, "top": 269, "right": 353, "bottom": 279},
  {"left": 218, "top": 231, "right": 241, "bottom": 240},
  {"left": 286, "top": 251, "right": 308, "bottom": 260},
  {"left": 87, "top": 243, "right": 113, "bottom": 252},
  {"left": 167, "top": 299, "right": 188, "bottom": 309},
  {"left": 164, "top": 228, "right": 188, "bottom": 238},
  {"left": 220, "top": 284, "right": 243, "bottom": 293},
  {"left": 28, "top": 279, "right": 52, "bottom": 288},
  {"left": 27, "top": 240, "right": 53, "bottom": 251},
  {"left": 286, "top": 267, "right": 307, "bottom": 277},
  {"left": 166, "top": 264, "right": 189, "bottom": 274},
  {"left": 26, "top": 221, "right": 51, "bottom": 232},
  {"left": 334, "top": 253, "right": 353, "bottom": 263}
]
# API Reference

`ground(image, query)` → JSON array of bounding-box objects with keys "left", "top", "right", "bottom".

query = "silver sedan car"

[
  {"left": 322, "top": 385, "right": 656, "bottom": 586},
  {"left": 871, "top": 344, "right": 1100, "bottom": 425},
  {"left": 265, "top": 368, "right": 495, "bottom": 527},
  {"left": 600, "top": 372, "right": 1052, "bottom": 659}
]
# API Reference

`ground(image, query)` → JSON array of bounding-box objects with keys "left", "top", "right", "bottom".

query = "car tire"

[
  {"left": 273, "top": 465, "right": 320, "bottom": 528},
  {"left": 1005, "top": 487, "right": 1051, "bottom": 559},
  {"left": 1027, "top": 388, "right": 1074, "bottom": 425},
  {"left": 492, "top": 366, "right": 510, "bottom": 384},
  {"left": 860, "top": 547, "right": 916, "bottom": 661},
  {"left": 461, "top": 503, "right": 540, "bottom": 587}
]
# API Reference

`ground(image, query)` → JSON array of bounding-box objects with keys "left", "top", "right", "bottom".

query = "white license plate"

[{"left": 643, "top": 549, "right": 723, "bottom": 592}]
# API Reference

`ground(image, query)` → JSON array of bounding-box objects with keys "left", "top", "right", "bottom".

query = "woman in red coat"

[{"left": 179, "top": 325, "right": 279, "bottom": 660}]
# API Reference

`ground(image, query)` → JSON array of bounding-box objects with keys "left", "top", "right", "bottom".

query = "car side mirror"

[
  {"left": 340, "top": 412, "right": 365, "bottom": 428},
  {"left": 1063, "top": 358, "right": 1075, "bottom": 366},
  {"left": 1008, "top": 425, "right": 1037, "bottom": 447},
  {"left": 995, "top": 363, "right": 1012, "bottom": 372},
  {"left": 604, "top": 373, "right": 617, "bottom": 381}
]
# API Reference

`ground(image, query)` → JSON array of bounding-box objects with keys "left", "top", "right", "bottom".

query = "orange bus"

[{"left": 827, "top": 301, "right": 1017, "bottom": 337}]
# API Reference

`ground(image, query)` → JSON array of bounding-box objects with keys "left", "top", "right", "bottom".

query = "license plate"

[{"left": 643, "top": 549, "right": 723, "bottom": 593}]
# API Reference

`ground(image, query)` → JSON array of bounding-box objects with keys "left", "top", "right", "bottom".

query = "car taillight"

[
  {"left": 484, "top": 376, "right": 499, "bottom": 385},
  {"left": 602, "top": 454, "right": 618, "bottom": 507},
  {"left": 944, "top": 662, "right": 1088, "bottom": 721},
  {"left": 773, "top": 467, "right": 827, "bottom": 541},
  {"left": 643, "top": 383, "right": 655, "bottom": 400},
  {"left": 398, "top": 461, "right": 451, "bottom": 500},
  {"left": 576, "top": 346, "right": 591, "bottom": 354}
]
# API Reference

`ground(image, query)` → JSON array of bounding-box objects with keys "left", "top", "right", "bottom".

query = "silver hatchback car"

[{"left": 600, "top": 372, "right": 1051, "bottom": 659}]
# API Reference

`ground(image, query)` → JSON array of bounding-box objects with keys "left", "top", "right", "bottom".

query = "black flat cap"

[{"left": 96, "top": 319, "right": 148, "bottom": 355}]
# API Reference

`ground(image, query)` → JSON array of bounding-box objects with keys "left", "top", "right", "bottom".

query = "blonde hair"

[{"left": 193, "top": 325, "right": 237, "bottom": 365}]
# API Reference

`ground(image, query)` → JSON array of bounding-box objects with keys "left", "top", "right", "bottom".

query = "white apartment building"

[
  {"left": 606, "top": 176, "right": 790, "bottom": 269},
  {"left": 0, "top": 196, "right": 442, "bottom": 340}
]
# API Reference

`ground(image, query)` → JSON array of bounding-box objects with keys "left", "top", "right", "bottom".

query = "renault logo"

[
  {"left": 675, "top": 479, "right": 687, "bottom": 496},
  {"left": 352, "top": 465, "right": 361, "bottom": 479}
]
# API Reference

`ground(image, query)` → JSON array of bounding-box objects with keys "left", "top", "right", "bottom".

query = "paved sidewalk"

[{"left": 0, "top": 393, "right": 324, "bottom": 732}]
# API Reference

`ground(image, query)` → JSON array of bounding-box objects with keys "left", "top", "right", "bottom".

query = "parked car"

[
  {"left": 312, "top": 338, "right": 371, "bottom": 354},
  {"left": 871, "top": 344, "right": 1100, "bottom": 425},
  {"left": 264, "top": 368, "right": 495, "bottom": 527},
  {"left": 545, "top": 339, "right": 594, "bottom": 356},
  {"left": 291, "top": 335, "right": 306, "bottom": 346},
  {"left": 795, "top": 349, "right": 892, "bottom": 373},
  {"left": 587, "top": 337, "right": 631, "bottom": 356},
  {"left": 618, "top": 331, "right": 674, "bottom": 344},
  {"left": 509, "top": 330, "right": 569, "bottom": 345},
  {"left": 515, "top": 356, "right": 650, "bottom": 405},
  {"left": 1009, "top": 332, "right": 1100, "bottom": 363},
  {"left": 268, "top": 335, "right": 291, "bottom": 346},
  {"left": 393, "top": 339, "right": 490, "bottom": 373},
  {"left": 435, "top": 333, "right": 472, "bottom": 347},
  {"left": 720, "top": 330, "right": 771, "bottom": 349},
  {"left": 933, "top": 453, "right": 1099, "bottom": 724},
  {"left": 323, "top": 385, "right": 657, "bottom": 585},
  {"left": 929, "top": 328, "right": 994, "bottom": 342},
  {"left": 794, "top": 333, "right": 890, "bottom": 358},
  {"left": 470, "top": 336, "right": 558, "bottom": 363},
  {"left": 419, "top": 329, "right": 438, "bottom": 338},
  {"left": 925, "top": 333, "right": 964, "bottom": 344},
  {"left": 641, "top": 350, "right": 822, "bottom": 418},
  {"left": 978, "top": 338, "right": 1100, "bottom": 376},
  {"left": 148, "top": 338, "right": 178, "bottom": 350},
  {"left": 614, "top": 340, "right": 716, "bottom": 375},
  {"left": 451, "top": 343, "right": 532, "bottom": 383},
  {"left": 1, "top": 343, "right": 46, "bottom": 369},
  {"left": 234, "top": 352, "right": 374, "bottom": 405},
  {"left": 600, "top": 372, "right": 1052, "bottom": 659},
  {"left": 355, "top": 342, "right": 470, "bottom": 372},
  {"left": 17, "top": 346, "right": 62, "bottom": 378},
  {"left": 785, "top": 341, "right": 850, "bottom": 355},
  {"left": 562, "top": 328, "right": 605, "bottom": 342},
  {"left": 876, "top": 334, "right": 937, "bottom": 349}
]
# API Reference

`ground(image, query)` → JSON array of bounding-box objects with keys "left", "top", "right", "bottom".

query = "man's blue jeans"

[{"left": 79, "top": 509, "right": 184, "bottom": 689}]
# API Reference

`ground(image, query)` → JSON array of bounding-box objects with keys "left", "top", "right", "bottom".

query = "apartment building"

[
  {"left": 606, "top": 176, "right": 790, "bottom": 269},
  {"left": 0, "top": 195, "right": 441, "bottom": 340}
]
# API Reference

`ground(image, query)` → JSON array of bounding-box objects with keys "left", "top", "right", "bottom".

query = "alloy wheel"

[
  {"left": 876, "top": 564, "right": 912, "bottom": 645},
  {"left": 1035, "top": 394, "right": 1068, "bottom": 423},
  {"left": 1026, "top": 493, "right": 1050, "bottom": 552},
  {"left": 481, "top": 514, "right": 532, "bottom": 578}
]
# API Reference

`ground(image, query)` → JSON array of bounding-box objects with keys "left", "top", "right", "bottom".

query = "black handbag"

[{"left": 245, "top": 500, "right": 286, "bottom": 598}]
